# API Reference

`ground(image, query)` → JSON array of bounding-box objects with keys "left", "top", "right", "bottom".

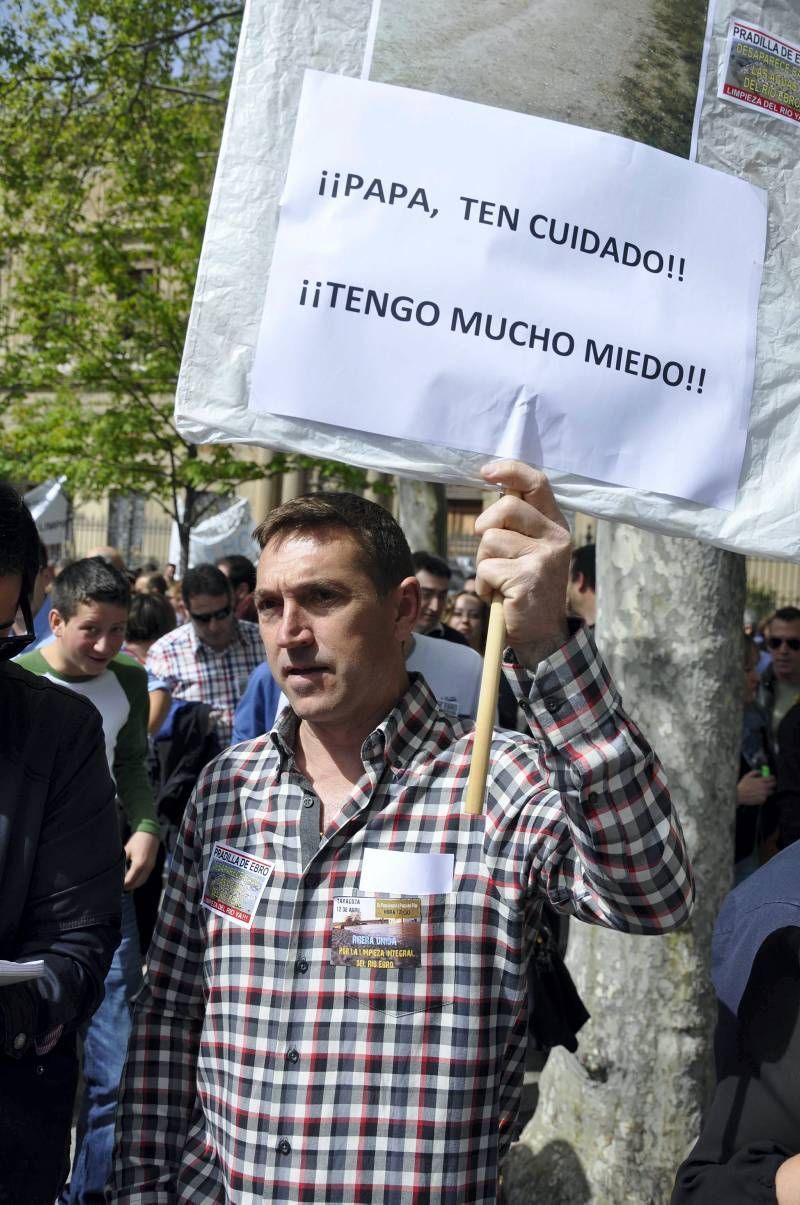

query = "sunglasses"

[
  {"left": 768, "top": 636, "right": 800, "bottom": 651},
  {"left": 189, "top": 604, "right": 232, "bottom": 624}
]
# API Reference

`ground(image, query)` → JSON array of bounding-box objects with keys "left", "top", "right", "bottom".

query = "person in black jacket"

[
  {"left": 672, "top": 840, "right": 800, "bottom": 1203},
  {"left": 0, "top": 483, "right": 123, "bottom": 1205}
]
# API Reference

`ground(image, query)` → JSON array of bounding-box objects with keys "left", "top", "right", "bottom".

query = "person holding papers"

[
  {"left": 111, "top": 460, "right": 693, "bottom": 1205},
  {"left": 0, "top": 484, "right": 122, "bottom": 1205}
]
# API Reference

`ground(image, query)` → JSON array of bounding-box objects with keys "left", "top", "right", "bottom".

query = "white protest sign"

[
  {"left": 175, "top": 0, "right": 800, "bottom": 562},
  {"left": 250, "top": 70, "right": 766, "bottom": 511}
]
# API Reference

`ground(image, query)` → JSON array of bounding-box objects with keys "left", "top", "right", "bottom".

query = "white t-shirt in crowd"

[{"left": 274, "top": 632, "right": 485, "bottom": 725}]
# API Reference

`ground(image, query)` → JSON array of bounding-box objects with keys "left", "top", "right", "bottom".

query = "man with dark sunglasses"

[
  {"left": 146, "top": 562, "right": 264, "bottom": 746},
  {"left": 758, "top": 607, "right": 800, "bottom": 753}
]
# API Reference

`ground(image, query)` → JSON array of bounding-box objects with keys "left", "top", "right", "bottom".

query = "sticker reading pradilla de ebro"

[{"left": 202, "top": 842, "right": 274, "bottom": 928}]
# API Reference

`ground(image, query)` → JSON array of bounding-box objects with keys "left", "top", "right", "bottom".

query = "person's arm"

[
  {"left": 111, "top": 662, "right": 161, "bottom": 889},
  {"left": 111, "top": 774, "right": 209, "bottom": 1200},
  {"left": 672, "top": 927, "right": 800, "bottom": 1203},
  {"left": 232, "top": 663, "right": 281, "bottom": 744},
  {"left": 475, "top": 461, "right": 693, "bottom": 933},
  {"left": 774, "top": 707, "right": 800, "bottom": 848},
  {"left": 0, "top": 700, "right": 123, "bottom": 1055},
  {"left": 147, "top": 688, "right": 171, "bottom": 736}
]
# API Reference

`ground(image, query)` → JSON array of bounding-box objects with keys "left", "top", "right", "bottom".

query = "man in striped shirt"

[
  {"left": 113, "top": 461, "right": 693, "bottom": 1204},
  {"left": 146, "top": 563, "right": 265, "bottom": 747}
]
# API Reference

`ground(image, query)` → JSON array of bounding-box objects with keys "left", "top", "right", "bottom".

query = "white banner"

[
  {"left": 250, "top": 71, "right": 766, "bottom": 511},
  {"left": 175, "top": 0, "right": 800, "bottom": 562},
  {"left": 23, "top": 477, "right": 68, "bottom": 548},
  {"left": 168, "top": 496, "right": 258, "bottom": 570}
]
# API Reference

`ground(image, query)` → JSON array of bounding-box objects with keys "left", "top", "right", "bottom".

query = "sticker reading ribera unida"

[{"left": 331, "top": 896, "right": 422, "bottom": 969}]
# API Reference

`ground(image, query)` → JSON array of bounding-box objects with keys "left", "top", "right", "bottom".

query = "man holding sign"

[{"left": 112, "top": 459, "right": 693, "bottom": 1204}]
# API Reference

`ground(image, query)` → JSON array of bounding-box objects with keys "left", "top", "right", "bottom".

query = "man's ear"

[
  {"left": 48, "top": 606, "right": 64, "bottom": 636},
  {"left": 576, "top": 572, "right": 589, "bottom": 595},
  {"left": 394, "top": 576, "right": 421, "bottom": 641}
]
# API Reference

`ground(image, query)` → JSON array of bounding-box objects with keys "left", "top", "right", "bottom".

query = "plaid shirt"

[
  {"left": 113, "top": 626, "right": 693, "bottom": 1204},
  {"left": 146, "top": 619, "right": 265, "bottom": 747}
]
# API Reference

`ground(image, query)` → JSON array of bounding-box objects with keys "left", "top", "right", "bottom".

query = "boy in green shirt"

[{"left": 18, "top": 556, "right": 160, "bottom": 1203}]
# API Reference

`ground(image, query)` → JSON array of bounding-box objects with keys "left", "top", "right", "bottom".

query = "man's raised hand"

[{"left": 474, "top": 460, "right": 572, "bottom": 669}]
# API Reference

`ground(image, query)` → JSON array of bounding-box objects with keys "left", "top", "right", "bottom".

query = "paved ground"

[{"left": 371, "top": 0, "right": 659, "bottom": 138}]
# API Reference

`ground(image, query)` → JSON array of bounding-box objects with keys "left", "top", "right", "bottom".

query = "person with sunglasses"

[
  {"left": 0, "top": 483, "right": 122, "bottom": 1204},
  {"left": 757, "top": 607, "right": 800, "bottom": 754},
  {"left": 145, "top": 562, "right": 265, "bottom": 747}
]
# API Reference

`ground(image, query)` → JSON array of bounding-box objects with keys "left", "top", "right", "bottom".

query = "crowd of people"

[{"left": 2, "top": 469, "right": 800, "bottom": 1203}]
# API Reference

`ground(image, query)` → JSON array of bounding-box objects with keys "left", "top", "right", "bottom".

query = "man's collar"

[{"left": 270, "top": 674, "right": 443, "bottom": 774}]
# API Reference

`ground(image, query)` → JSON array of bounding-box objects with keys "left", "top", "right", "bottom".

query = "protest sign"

[
  {"left": 175, "top": 0, "right": 800, "bottom": 562},
  {"left": 249, "top": 70, "right": 765, "bottom": 511}
]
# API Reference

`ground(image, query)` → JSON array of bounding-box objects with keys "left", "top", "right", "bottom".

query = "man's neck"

[{"left": 294, "top": 675, "right": 410, "bottom": 821}]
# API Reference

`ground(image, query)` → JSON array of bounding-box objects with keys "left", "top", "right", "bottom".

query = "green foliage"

[
  {"left": 745, "top": 582, "right": 777, "bottom": 623},
  {"left": 0, "top": 1, "right": 369, "bottom": 563}
]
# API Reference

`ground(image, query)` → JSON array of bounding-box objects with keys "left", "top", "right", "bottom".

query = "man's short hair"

[
  {"left": 126, "top": 592, "right": 177, "bottom": 644},
  {"left": 0, "top": 482, "right": 40, "bottom": 603},
  {"left": 51, "top": 557, "right": 131, "bottom": 620},
  {"left": 411, "top": 551, "right": 452, "bottom": 580},
  {"left": 181, "top": 563, "right": 232, "bottom": 606},
  {"left": 570, "top": 544, "right": 596, "bottom": 591},
  {"left": 216, "top": 554, "right": 256, "bottom": 593},
  {"left": 773, "top": 606, "right": 800, "bottom": 625},
  {"left": 135, "top": 571, "right": 168, "bottom": 595},
  {"left": 253, "top": 494, "right": 413, "bottom": 596}
]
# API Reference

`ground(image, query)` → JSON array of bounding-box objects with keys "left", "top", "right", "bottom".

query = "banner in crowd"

[
  {"left": 175, "top": 0, "right": 800, "bottom": 561},
  {"left": 168, "top": 496, "right": 258, "bottom": 570}
]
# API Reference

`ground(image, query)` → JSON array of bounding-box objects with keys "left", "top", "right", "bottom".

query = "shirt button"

[
  {"left": 13, "top": 1033, "right": 26, "bottom": 1052},
  {"left": 295, "top": 958, "right": 309, "bottom": 974},
  {"left": 277, "top": 1138, "right": 292, "bottom": 1155},
  {"left": 286, "top": 1048, "right": 300, "bottom": 1064},
  {"left": 303, "top": 796, "right": 315, "bottom": 809},
  {"left": 545, "top": 698, "right": 563, "bottom": 714}
]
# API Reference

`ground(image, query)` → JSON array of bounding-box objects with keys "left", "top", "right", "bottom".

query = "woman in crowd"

[{"left": 447, "top": 590, "right": 489, "bottom": 653}]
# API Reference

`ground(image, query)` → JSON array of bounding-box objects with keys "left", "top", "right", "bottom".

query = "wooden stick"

[
  {"left": 463, "top": 593, "right": 507, "bottom": 815},
  {"left": 463, "top": 487, "right": 520, "bottom": 816}
]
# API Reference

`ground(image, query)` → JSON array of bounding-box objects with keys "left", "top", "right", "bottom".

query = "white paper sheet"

[
  {"left": 0, "top": 959, "right": 45, "bottom": 986},
  {"left": 360, "top": 849, "right": 454, "bottom": 896},
  {"left": 249, "top": 71, "right": 765, "bottom": 511}
]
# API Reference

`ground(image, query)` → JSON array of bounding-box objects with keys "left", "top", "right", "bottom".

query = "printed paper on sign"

[
  {"left": 719, "top": 20, "right": 800, "bottom": 127},
  {"left": 249, "top": 70, "right": 767, "bottom": 511}
]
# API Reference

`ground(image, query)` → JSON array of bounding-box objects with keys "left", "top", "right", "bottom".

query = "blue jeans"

[{"left": 63, "top": 891, "right": 142, "bottom": 1203}]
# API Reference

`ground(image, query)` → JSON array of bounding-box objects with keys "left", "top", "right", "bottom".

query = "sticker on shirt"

[
  {"left": 202, "top": 843, "right": 274, "bottom": 928},
  {"left": 331, "top": 896, "right": 421, "bottom": 970}
]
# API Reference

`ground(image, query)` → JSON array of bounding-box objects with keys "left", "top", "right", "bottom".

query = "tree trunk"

[
  {"left": 396, "top": 478, "right": 448, "bottom": 557},
  {"left": 504, "top": 523, "right": 746, "bottom": 1205}
]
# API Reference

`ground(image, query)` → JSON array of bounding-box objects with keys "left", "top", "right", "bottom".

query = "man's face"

[
  {"left": 256, "top": 530, "right": 417, "bottom": 732},
  {"left": 50, "top": 601, "right": 127, "bottom": 676},
  {"left": 768, "top": 619, "right": 800, "bottom": 684},
  {"left": 414, "top": 569, "right": 450, "bottom": 634},
  {"left": 186, "top": 592, "right": 235, "bottom": 652}
]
